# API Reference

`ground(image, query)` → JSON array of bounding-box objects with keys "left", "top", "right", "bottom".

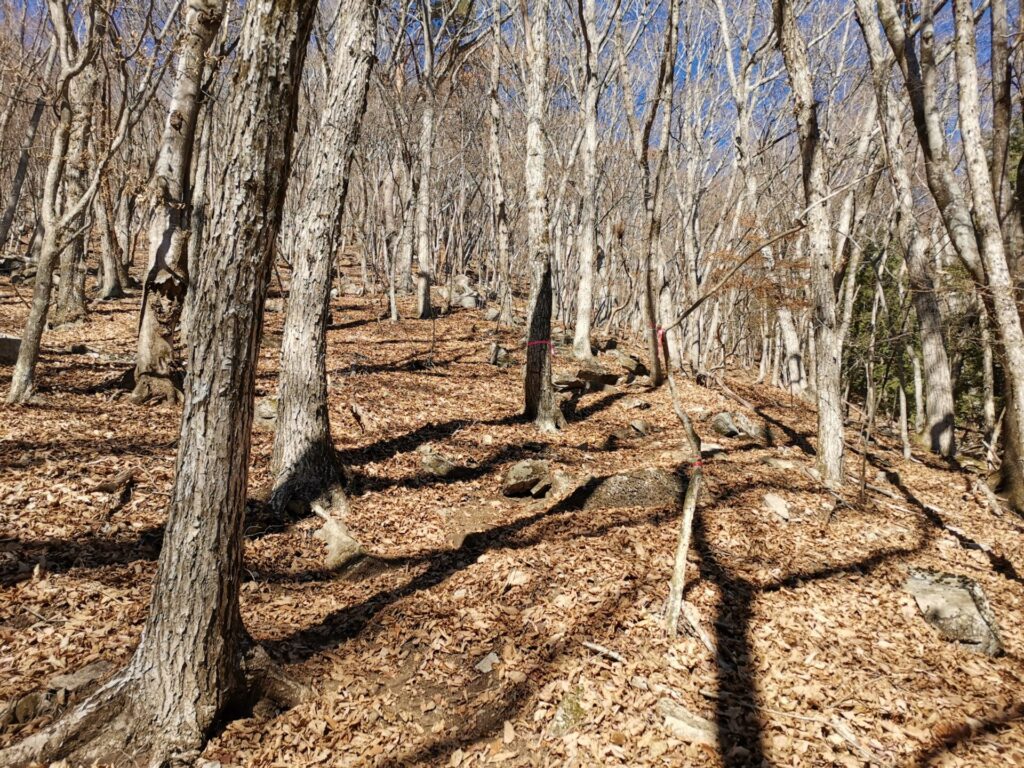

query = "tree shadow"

[
  {"left": 262, "top": 476, "right": 681, "bottom": 661},
  {"left": 910, "top": 701, "right": 1024, "bottom": 766}
]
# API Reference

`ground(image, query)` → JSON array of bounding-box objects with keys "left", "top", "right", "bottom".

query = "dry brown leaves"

[{"left": 1, "top": 275, "right": 1023, "bottom": 767}]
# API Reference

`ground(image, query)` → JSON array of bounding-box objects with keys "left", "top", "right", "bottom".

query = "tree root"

[{"left": 0, "top": 645, "right": 312, "bottom": 768}]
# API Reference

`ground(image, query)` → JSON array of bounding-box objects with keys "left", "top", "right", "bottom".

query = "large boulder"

[
  {"left": 582, "top": 468, "right": 684, "bottom": 510},
  {"left": 710, "top": 411, "right": 770, "bottom": 442},
  {"left": 577, "top": 362, "right": 618, "bottom": 390},
  {"left": 905, "top": 569, "right": 1003, "bottom": 656},
  {"left": 605, "top": 349, "right": 648, "bottom": 376},
  {"left": 502, "top": 460, "right": 551, "bottom": 497}
]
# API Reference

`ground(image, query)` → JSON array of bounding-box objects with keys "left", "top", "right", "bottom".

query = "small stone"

[
  {"left": 710, "top": 412, "right": 741, "bottom": 437},
  {"left": 482, "top": 434, "right": 494, "bottom": 445},
  {"left": 762, "top": 456, "right": 797, "bottom": 470},
  {"left": 658, "top": 698, "right": 717, "bottom": 746},
  {"left": 254, "top": 397, "right": 277, "bottom": 430},
  {"left": 485, "top": 307, "right": 500, "bottom": 322},
  {"left": 629, "top": 419, "right": 651, "bottom": 436},
  {"left": 763, "top": 493, "right": 790, "bottom": 521},
  {"left": 605, "top": 349, "right": 648, "bottom": 375},
  {"left": 502, "top": 460, "right": 550, "bottom": 497},
  {"left": 421, "top": 450, "right": 457, "bottom": 478},
  {"left": 474, "top": 651, "right": 500, "bottom": 673},
  {"left": 621, "top": 397, "right": 650, "bottom": 410},
  {"left": 905, "top": 569, "right": 1003, "bottom": 655},
  {"left": 458, "top": 293, "right": 479, "bottom": 309}
]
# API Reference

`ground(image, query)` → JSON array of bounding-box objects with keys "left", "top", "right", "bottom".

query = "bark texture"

[
  {"left": 0, "top": 0, "right": 315, "bottom": 760},
  {"left": 270, "top": 0, "right": 377, "bottom": 525},
  {"left": 134, "top": 0, "right": 225, "bottom": 403}
]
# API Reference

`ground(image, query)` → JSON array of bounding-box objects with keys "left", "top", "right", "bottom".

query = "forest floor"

[{"left": 1, "top": 267, "right": 1024, "bottom": 768}]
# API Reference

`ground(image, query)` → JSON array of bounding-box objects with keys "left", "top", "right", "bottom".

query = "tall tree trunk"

[
  {"left": 414, "top": 100, "right": 435, "bottom": 319},
  {"left": 51, "top": 63, "right": 99, "bottom": 327},
  {"left": 523, "top": 0, "right": 562, "bottom": 432},
  {"left": 270, "top": 0, "right": 377, "bottom": 554},
  {"left": 572, "top": 0, "right": 599, "bottom": 360},
  {"left": 0, "top": 0, "right": 315, "bottom": 761},
  {"left": 133, "top": 0, "right": 226, "bottom": 403},
  {"left": 94, "top": 189, "right": 126, "bottom": 299},
  {"left": 0, "top": 94, "right": 46, "bottom": 252},
  {"left": 487, "top": 0, "right": 513, "bottom": 327},
  {"left": 775, "top": 0, "right": 844, "bottom": 487},
  {"left": 856, "top": 0, "right": 956, "bottom": 456},
  {"left": 950, "top": 0, "right": 1024, "bottom": 497}
]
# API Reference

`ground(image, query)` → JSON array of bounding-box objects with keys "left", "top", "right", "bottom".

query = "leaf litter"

[{"left": 0, "top": 282, "right": 1022, "bottom": 767}]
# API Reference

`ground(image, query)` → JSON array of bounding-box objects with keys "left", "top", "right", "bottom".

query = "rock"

[
  {"left": 576, "top": 362, "right": 618, "bottom": 389},
  {"left": 254, "top": 397, "right": 277, "bottom": 430},
  {"left": 763, "top": 493, "right": 790, "bottom": 521},
  {"left": 341, "top": 283, "right": 362, "bottom": 295},
  {"left": 762, "top": 456, "right": 797, "bottom": 470},
  {"left": 710, "top": 412, "right": 741, "bottom": 437},
  {"left": 421, "top": 449, "right": 457, "bottom": 478},
  {"left": 699, "top": 441, "right": 725, "bottom": 454},
  {"left": 629, "top": 419, "right": 651, "bottom": 436},
  {"left": 313, "top": 515, "right": 363, "bottom": 571},
  {"left": 47, "top": 661, "right": 115, "bottom": 694},
  {"left": 0, "top": 335, "right": 19, "bottom": 364},
  {"left": 474, "top": 651, "right": 500, "bottom": 673},
  {"left": 905, "top": 569, "right": 1003, "bottom": 655},
  {"left": 485, "top": 307, "right": 500, "bottom": 322},
  {"left": 658, "top": 698, "right": 717, "bottom": 746},
  {"left": 458, "top": 293, "right": 480, "bottom": 309},
  {"left": 552, "top": 373, "right": 586, "bottom": 392},
  {"left": 488, "top": 343, "right": 511, "bottom": 367},
  {"left": 502, "top": 460, "right": 551, "bottom": 497},
  {"left": 605, "top": 349, "right": 648, "bottom": 376},
  {"left": 582, "top": 468, "right": 684, "bottom": 510},
  {"left": 12, "top": 691, "right": 47, "bottom": 724},
  {"left": 621, "top": 397, "right": 650, "bottom": 410},
  {"left": 549, "top": 691, "right": 585, "bottom": 735},
  {"left": 454, "top": 274, "right": 473, "bottom": 292},
  {"left": 710, "top": 411, "right": 769, "bottom": 442}
]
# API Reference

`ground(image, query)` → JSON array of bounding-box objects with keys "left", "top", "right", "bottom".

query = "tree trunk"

[
  {"left": 777, "top": 306, "right": 806, "bottom": 395},
  {"left": 487, "top": 0, "right": 513, "bottom": 327},
  {"left": 270, "top": 0, "right": 376, "bottom": 538},
  {"left": 133, "top": 0, "right": 225, "bottom": 403},
  {"left": 523, "top": 0, "right": 562, "bottom": 432},
  {"left": 775, "top": 0, "right": 844, "bottom": 487},
  {"left": 0, "top": 94, "right": 45, "bottom": 252},
  {"left": 572, "top": 0, "right": 599, "bottom": 360},
  {"left": 0, "top": 0, "right": 315, "bottom": 761},
  {"left": 51, "top": 64, "right": 99, "bottom": 327},
  {"left": 414, "top": 100, "right": 435, "bottom": 319},
  {"left": 94, "top": 190, "right": 126, "bottom": 300}
]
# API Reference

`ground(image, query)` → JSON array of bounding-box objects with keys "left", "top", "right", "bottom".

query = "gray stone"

[
  {"left": 458, "top": 293, "right": 480, "bottom": 309},
  {"left": 629, "top": 419, "right": 651, "bottom": 436},
  {"left": 905, "top": 569, "right": 1003, "bottom": 656},
  {"left": 582, "top": 468, "right": 684, "bottom": 510},
  {"left": 485, "top": 307, "right": 500, "bottom": 322},
  {"left": 658, "top": 698, "right": 717, "bottom": 746},
  {"left": 454, "top": 274, "right": 473, "bottom": 292},
  {"left": 0, "top": 335, "right": 19, "bottom": 364},
  {"left": 762, "top": 493, "right": 790, "bottom": 521},
  {"left": 552, "top": 373, "right": 587, "bottom": 392},
  {"left": 621, "top": 397, "right": 650, "bottom": 411},
  {"left": 710, "top": 412, "right": 741, "bottom": 437},
  {"left": 502, "top": 460, "right": 551, "bottom": 497},
  {"left": 421, "top": 449, "right": 457, "bottom": 478},
  {"left": 577, "top": 363, "right": 618, "bottom": 389},
  {"left": 762, "top": 456, "right": 797, "bottom": 470},
  {"left": 605, "top": 349, "right": 647, "bottom": 376},
  {"left": 254, "top": 397, "right": 278, "bottom": 430}
]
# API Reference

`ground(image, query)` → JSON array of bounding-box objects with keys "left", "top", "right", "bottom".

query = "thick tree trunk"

[
  {"left": 775, "top": 0, "right": 844, "bottom": 486},
  {"left": 523, "top": 0, "right": 562, "bottom": 432},
  {"left": 777, "top": 306, "right": 806, "bottom": 395},
  {"left": 0, "top": 0, "right": 315, "bottom": 761},
  {"left": 271, "top": 0, "right": 376, "bottom": 541},
  {"left": 94, "top": 190, "right": 126, "bottom": 300},
  {"left": 133, "top": 0, "right": 225, "bottom": 403}
]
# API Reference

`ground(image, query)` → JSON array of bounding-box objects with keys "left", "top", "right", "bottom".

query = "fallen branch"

[{"left": 582, "top": 641, "right": 624, "bottom": 663}]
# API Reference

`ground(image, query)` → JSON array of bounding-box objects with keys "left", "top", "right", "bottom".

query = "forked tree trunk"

[
  {"left": 133, "top": 0, "right": 225, "bottom": 403},
  {"left": 0, "top": 93, "right": 46, "bottom": 252},
  {"left": 271, "top": 0, "right": 377, "bottom": 528},
  {"left": 775, "top": 0, "right": 844, "bottom": 487},
  {"left": 0, "top": 0, "right": 315, "bottom": 762},
  {"left": 523, "top": 0, "right": 562, "bottom": 433}
]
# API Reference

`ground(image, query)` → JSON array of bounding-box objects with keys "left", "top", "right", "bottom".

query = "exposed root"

[
  {"left": 131, "top": 373, "right": 184, "bottom": 405},
  {"left": 310, "top": 487, "right": 364, "bottom": 570}
]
